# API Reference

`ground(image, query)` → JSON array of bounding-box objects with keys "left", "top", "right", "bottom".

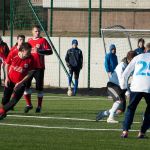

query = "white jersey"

[
  {"left": 120, "top": 52, "right": 150, "bottom": 93},
  {"left": 109, "top": 61, "right": 127, "bottom": 87}
]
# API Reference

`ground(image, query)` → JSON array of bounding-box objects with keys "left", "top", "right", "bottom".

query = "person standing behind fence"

[
  {"left": 0, "top": 36, "right": 9, "bottom": 86},
  {"left": 23, "top": 25, "right": 53, "bottom": 113},
  {"left": 134, "top": 38, "right": 145, "bottom": 55},
  {"left": 104, "top": 44, "right": 118, "bottom": 79},
  {"left": 65, "top": 39, "right": 83, "bottom": 96}
]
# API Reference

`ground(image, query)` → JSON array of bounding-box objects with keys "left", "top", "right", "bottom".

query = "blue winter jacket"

[
  {"left": 134, "top": 47, "right": 145, "bottom": 55},
  {"left": 104, "top": 44, "right": 118, "bottom": 73}
]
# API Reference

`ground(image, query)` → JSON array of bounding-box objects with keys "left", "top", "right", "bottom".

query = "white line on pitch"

[
  {"left": 7, "top": 114, "right": 141, "bottom": 124},
  {"left": 0, "top": 123, "right": 149, "bottom": 132}
]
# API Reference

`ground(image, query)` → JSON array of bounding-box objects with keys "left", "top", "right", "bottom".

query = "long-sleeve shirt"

[{"left": 120, "top": 52, "right": 150, "bottom": 93}]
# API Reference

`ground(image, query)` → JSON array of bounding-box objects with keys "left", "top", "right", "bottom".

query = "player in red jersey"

[
  {"left": 7, "top": 35, "right": 26, "bottom": 64},
  {"left": 24, "top": 25, "right": 53, "bottom": 113},
  {"left": 0, "top": 36, "right": 9, "bottom": 85},
  {"left": 0, "top": 43, "right": 36, "bottom": 120},
  {"left": 1, "top": 35, "right": 25, "bottom": 107}
]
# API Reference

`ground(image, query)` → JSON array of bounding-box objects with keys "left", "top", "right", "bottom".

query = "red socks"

[{"left": 24, "top": 94, "right": 32, "bottom": 106}]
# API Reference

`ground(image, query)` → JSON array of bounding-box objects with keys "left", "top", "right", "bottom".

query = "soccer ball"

[{"left": 67, "top": 89, "right": 73, "bottom": 96}]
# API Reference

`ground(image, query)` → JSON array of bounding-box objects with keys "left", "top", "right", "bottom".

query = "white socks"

[{"left": 108, "top": 101, "right": 121, "bottom": 119}]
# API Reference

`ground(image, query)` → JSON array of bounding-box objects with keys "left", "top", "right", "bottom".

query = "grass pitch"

[{"left": 0, "top": 93, "right": 149, "bottom": 150}]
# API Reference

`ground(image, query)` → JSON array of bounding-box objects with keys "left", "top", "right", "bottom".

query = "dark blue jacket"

[
  {"left": 65, "top": 48, "right": 83, "bottom": 69},
  {"left": 104, "top": 44, "right": 118, "bottom": 73},
  {"left": 134, "top": 47, "right": 145, "bottom": 55}
]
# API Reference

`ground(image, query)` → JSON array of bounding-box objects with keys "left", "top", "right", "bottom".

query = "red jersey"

[
  {"left": 0, "top": 41, "right": 9, "bottom": 62},
  {"left": 6, "top": 53, "right": 35, "bottom": 84},
  {"left": 28, "top": 37, "right": 51, "bottom": 69},
  {"left": 7, "top": 46, "right": 19, "bottom": 61}
]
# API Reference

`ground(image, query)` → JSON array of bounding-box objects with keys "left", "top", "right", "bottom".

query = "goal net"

[{"left": 101, "top": 25, "right": 150, "bottom": 62}]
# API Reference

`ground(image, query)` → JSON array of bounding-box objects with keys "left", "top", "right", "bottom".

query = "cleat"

[
  {"left": 24, "top": 105, "right": 33, "bottom": 113},
  {"left": 96, "top": 111, "right": 108, "bottom": 121},
  {"left": 35, "top": 107, "right": 41, "bottom": 113},
  {"left": 0, "top": 113, "right": 7, "bottom": 120},
  {"left": 137, "top": 132, "right": 148, "bottom": 139},
  {"left": 107, "top": 117, "right": 118, "bottom": 123},
  {"left": 121, "top": 131, "right": 128, "bottom": 138},
  {"left": 0, "top": 108, "right": 7, "bottom": 120}
]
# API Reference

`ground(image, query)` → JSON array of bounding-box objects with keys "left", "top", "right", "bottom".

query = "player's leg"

[
  {"left": 106, "top": 82, "right": 125, "bottom": 123},
  {"left": 96, "top": 82, "right": 124, "bottom": 122},
  {"left": 73, "top": 68, "right": 80, "bottom": 96},
  {"left": 24, "top": 75, "right": 33, "bottom": 113},
  {"left": 0, "top": 83, "right": 26, "bottom": 119},
  {"left": 138, "top": 93, "right": 150, "bottom": 138},
  {"left": 1, "top": 82, "right": 14, "bottom": 106},
  {"left": 68, "top": 69, "right": 73, "bottom": 89},
  {"left": 121, "top": 92, "right": 142, "bottom": 138},
  {"left": 34, "top": 69, "right": 44, "bottom": 113}
]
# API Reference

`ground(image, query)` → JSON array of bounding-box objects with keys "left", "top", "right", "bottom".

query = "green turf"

[{"left": 0, "top": 93, "right": 149, "bottom": 150}]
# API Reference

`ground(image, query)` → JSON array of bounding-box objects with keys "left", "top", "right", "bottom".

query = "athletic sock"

[
  {"left": 24, "top": 94, "right": 32, "bottom": 106},
  {"left": 108, "top": 101, "right": 121, "bottom": 119},
  {"left": 73, "top": 79, "right": 78, "bottom": 95}
]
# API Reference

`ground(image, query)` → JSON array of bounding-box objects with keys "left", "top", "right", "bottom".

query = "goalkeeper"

[{"left": 65, "top": 39, "right": 83, "bottom": 96}]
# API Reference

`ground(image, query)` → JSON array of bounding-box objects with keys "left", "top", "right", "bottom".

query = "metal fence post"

[
  {"left": 10, "top": 0, "right": 13, "bottom": 47},
  {"left": 99, "top": 0, "right": 102, "bottom": 37},
  {"left": 88, "top": 0, "right": 91, "bottom": 89},
  {"left": 2, "top": 0, "right": 5, "bottom": 36},
  {"left": 50, "top": 0, "right": 53, "bottom": 37}
]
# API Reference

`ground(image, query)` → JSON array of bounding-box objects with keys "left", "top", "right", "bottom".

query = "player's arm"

[
  {"left": 65, "top": 50, "right": 71, "bottom": 68},
  {"left": 4, "top": 63, "right": 10, "bottom": 87},
  {"left": 14, "top": 70, "right": 35, "bottom": 91},
  {"left": 120, "top": 58, "right": 136, "bottom": 89},
  {"left": 37, "top": 39, "right": 53, "bottom": 55}
]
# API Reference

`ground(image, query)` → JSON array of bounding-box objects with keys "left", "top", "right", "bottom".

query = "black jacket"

[{"left": 65, "top": 48, "right": 83, "bottom": 69}]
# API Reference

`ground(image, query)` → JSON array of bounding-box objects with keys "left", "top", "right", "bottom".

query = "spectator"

[
  {"left": 104, "top": 44, "right": 118, "bottom": 78},
  {"left": 65, "top": 39, "right": 83, "bottom": 96},
  {"left": 134, "top": 38, "right": 145, "bottom": 55}
]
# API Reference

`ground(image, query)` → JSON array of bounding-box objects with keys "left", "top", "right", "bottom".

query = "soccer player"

[
  {"left": 24, "top": 25, "right": 53, "bottom": 113},
  {"left": 104, "top": 44, "right": 118, "bottom": 78},
  {"left": 96, "top": 51, "right": 137, "bottom": 123},
  {"left": 65, "top": 39, "right": 83, "bottom": 96},
  {"left": 120, "top": 43, "right": 150, "bottom": 138},
  {"left": 1, "top": 35, "right": 25, "bottom": 107},
  {"left": 10, "top": 35, "right": 25, "bottom": 52},
  {"left": 0, "top": 36, "right": 9, "bottom": 85},
  {"left": 0, "top": 43, "right": 35, "bottom": 120},
  {"left": 134, "top": 38, "right": 145, "bottom": 55}
]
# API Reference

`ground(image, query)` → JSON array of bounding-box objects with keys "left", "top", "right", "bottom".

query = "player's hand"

[
  {"left": 5, "top": 77, "right": 10, "bottom": 87},
  {"left": 14, "top": 82, "right": 23, "bottom": 91}
]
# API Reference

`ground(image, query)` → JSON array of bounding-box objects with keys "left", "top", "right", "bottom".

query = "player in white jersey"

[
  {"left": 96, "top": 51, "right": 137, "bottom": 123},
  {"left": 120, "top": 43, "right": 150, "bottom": 138}
]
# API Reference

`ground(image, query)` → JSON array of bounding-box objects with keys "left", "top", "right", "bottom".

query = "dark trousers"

[
  {"left": 123, "top": 92, "right": 150, "bottom": 133},
  {"left": 2, "top": 81, "right": 26, "bottom": 112},
  {"left": 26, "top": 69, "right": 44, "bottom": 91}
]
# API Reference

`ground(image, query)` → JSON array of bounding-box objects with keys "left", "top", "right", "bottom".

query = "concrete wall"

[
  {"left": 2, "top": 36, "right": 148, "bottom": 88},
  {"left": 43, "top": 0, "right": 150, "bottom": 9}
]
